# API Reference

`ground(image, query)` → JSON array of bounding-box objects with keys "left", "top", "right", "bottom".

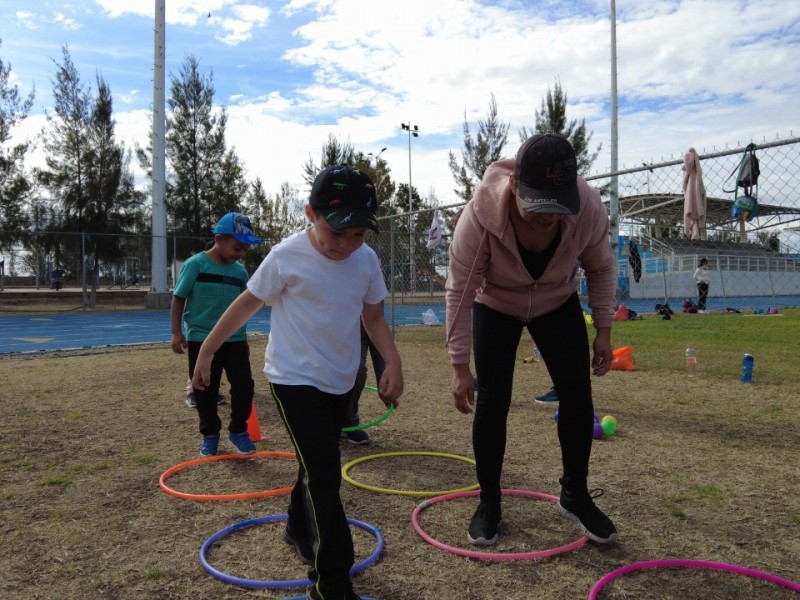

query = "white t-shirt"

[
  {"left": 247, "top": 229, "right": 387, "bottom": 394},
  {"left": 693, "top": 266, "right": 710, "bottom": 284}
]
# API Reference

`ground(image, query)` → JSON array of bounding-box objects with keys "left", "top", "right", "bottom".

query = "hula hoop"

[
  {"left": 159, "top": 451, "right": 296, "bottom": 501},
  {"left": 199, "top": 514, "right": 383, "bottom": 589},
  {"left": 412, "top": 488, "right": 588, "bottom": 561},
  {"left": 588, "top": 559, "right": 800, "bottom": 598},
  {"left": 341, "top": 402, "right": 395, "bottom": 433},
  {"left": 281, "top": 597, "right": 376, "bottom": 600},
  {"left": 342, "top": 451, "right": 479, "bottom": 496}
]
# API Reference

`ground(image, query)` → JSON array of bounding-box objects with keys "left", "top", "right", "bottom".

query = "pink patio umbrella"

[{"left": 682, "top": 147, "right": 707, "bottom": 240}]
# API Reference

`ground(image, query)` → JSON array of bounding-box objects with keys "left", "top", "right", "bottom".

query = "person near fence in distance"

[
  {"left": 170, "top": 212, "right": 263, "bottom": 457},
  {"left": 446, "top": 133, "right": 618, "bottom": 546},
  {"left": 693, "top": 257, "right": 710, "bottom": 313},
  {"left": 192, "top": 165, "right": 403, "bottom": 600}
]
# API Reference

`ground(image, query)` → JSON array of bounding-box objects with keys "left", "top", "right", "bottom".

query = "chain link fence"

[
  {"left": 371, "top": 135, "right": 800, "bottom": 320},
  {"left": 2, "top": 136, "right": 798, "bottom": 322}
]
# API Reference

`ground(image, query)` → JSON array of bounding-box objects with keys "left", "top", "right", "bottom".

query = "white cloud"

[
  {"left": 215, "top": 5, "right": 271, "bottom": 46},
  {"left": 4, "top": 0, "right": 800, "bottom": 209},
  {"left": 54, "top": 12, "right": 82, "bottom": 30},
  {"left": 15, "top": 11, "right": 39, "bottom": 29}
]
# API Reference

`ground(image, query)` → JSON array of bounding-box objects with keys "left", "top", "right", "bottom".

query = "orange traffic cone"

[{"left": 246, "top": 399, "right": 262, "bottom": 442}]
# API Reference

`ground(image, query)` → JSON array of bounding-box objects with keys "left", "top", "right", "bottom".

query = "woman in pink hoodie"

[{"left": 446, "top": 134, "right": 618, "bottom": 546}]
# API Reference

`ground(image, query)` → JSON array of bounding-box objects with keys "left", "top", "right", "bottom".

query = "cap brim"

[
  {"left": 230, "top": 233, "right": 264, "bottom": 244},
  {"left": 325, "top": 209, "right": 380, "bottom": 233},
  {"left": 517, "top": 182, "right": 580, "bottom": 215}
]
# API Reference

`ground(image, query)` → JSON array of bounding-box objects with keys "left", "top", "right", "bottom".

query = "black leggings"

[
  {"left": 697, "top": 282, "right": 709, "bottom": 310},
  {"left": 188, "top": 340, "right": 253, "bottom": 436},
  {"left": 472, "top": 294, "right": 594, "bottom": 505}
]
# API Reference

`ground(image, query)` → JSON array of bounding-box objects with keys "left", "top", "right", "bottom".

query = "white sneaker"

[{"left": 698, "top": 310, "right": 707, "bottom": 314}]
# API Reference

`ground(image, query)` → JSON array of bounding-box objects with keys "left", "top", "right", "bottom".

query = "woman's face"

[{"left": 509, "top": 174, "right": 563, "bottom": 232}]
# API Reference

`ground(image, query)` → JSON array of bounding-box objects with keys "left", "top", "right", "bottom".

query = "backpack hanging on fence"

[{"left": 724, "top": 143, "right": 760, "bottom": 222}]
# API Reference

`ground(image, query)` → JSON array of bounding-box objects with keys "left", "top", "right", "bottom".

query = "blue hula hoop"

[{"left": 199, "top": 513, "right": 383, "bottom": 589}]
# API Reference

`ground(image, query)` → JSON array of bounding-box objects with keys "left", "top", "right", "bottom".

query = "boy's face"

[
  {"left": 305, "top": 205, "right": 368, "bottom": 261},
  {"left": 213, "top": 234, "right": 250, "bottom": 264}
]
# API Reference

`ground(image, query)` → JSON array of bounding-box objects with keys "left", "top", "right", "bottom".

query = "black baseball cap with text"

[
  {"left": 309, "top": 165, "right": 379, "bottom": 233},
  {"left": 514, "top": 133, "right": 580, "bottom": 215}
]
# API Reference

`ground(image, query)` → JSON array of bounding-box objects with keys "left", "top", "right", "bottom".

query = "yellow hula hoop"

[{"left": 341, "top": 451, "right": 479, "bottom": 496}]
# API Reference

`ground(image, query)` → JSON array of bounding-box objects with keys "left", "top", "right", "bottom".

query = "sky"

[{"left": 2, "top": 0, "right": 799, "bottom": 209}]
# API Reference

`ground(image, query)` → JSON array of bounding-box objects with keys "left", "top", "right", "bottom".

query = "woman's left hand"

[{"left": 591, "top": 327, "right": 613, "bottom": 376}]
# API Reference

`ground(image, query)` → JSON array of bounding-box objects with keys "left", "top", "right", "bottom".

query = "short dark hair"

[{"left": 699, "top": 257, "right": 708, "bottom": 265}]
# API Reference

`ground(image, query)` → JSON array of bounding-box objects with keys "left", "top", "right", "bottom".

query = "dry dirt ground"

[{"left": 1, "top": 326, "right": 798, "bottom": 600}]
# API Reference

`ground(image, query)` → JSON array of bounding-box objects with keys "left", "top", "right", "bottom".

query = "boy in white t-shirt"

[{"left": 192, "top": 165, "right": 403, "bottom": 600}]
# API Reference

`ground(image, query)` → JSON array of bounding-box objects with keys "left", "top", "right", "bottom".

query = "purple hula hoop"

[
  {"left": 199, "top": 514, "right": 384, "bottom": 589},
  {"left": 588, "top": 559, "right": 800, "bottom": 598}
]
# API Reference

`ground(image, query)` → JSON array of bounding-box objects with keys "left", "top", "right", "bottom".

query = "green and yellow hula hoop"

[
  {"left": 340, "top": 386, "right": 394, "bottom": 433},
  {"left": 342, "top": 451, "right": 479, "bottom": 496}
]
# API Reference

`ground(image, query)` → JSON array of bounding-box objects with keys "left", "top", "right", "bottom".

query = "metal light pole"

[
  {"left": 609, "top": 0, "right": 620, "bottom": 257},
  {"left": 401, "top": 122, "right": 418, "bottom": 294},
  {"left": 150, "top": 0, "right": 168, "bottom": 304}
]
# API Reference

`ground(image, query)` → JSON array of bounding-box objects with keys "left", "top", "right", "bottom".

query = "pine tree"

[
  {"left": 166, "top": 55, "right": 229, "bottom": 236},
  {"left": 38, "top": 46, "right": 93, "bottom": 232},
  {"left": 82, "top": 76, "right": 145, "bottom": 300},
  {"left": 448, "top": 94, "right": 509, "bottom": 202},
  {"left": 0, "top": 39, "right": 35, "bottom": 248},
  {"left": 519, "top": 79, "right": 601, "bottom": 175}
]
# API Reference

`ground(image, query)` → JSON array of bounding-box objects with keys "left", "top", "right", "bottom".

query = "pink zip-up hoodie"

[{"left": 445, "top": 158, "right": 616, "bottom": 365}]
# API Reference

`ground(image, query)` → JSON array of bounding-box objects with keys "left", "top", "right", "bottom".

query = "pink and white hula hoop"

[{"left": 411, "top": 488, "right": 588, "bottom": 561}]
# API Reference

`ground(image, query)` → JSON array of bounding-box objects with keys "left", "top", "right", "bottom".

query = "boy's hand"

[
  {"left": 171, "top": 333, "right": 187, "bottom": 354},
  {"left": 191, "top": 353, "right": 212, "bottom": 390},
  {"left": 377, "top": 363, "right": 403, "bottom": 408}
]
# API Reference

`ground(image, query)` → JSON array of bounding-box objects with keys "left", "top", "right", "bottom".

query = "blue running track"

[{"left": 0, "top": 304, "right": 449, "bottom": 355}]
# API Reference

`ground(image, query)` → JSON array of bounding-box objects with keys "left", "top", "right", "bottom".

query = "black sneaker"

[
  {"left": 558, "top": 486, "right": 618, "bottom": 543},
  {"left": 467, "top": 502, "right": 501, "bottom": 546},
  {"left": 344, "top": 429, "right": 371, "bottom": 445},
  {"left": 284, "top": 524, "right": 314, "bottom": 565},
  {"left": 306, "top": 588, "right": 371, "bottom": 600}
]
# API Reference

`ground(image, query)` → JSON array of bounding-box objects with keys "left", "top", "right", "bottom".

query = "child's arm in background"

[
  {"left": 361, "top": 301, "right": 403, "bottom": 407},
  {"left": 169, "top": 296, "right": 187, "bottom": 354},
  {"left": 191, "top": 291, "right": 263, "bottom": 389}
]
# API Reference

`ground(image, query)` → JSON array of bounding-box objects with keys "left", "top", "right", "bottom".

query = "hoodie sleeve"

[
  {"left": 578, "top": 182, "right": 616, "bottom": 329},
  {"left": 445, "top": 202, "right": 489, "bottom": 365}
]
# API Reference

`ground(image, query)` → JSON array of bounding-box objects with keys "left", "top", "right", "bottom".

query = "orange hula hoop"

[{"left": 159, "top": 451, "right": 296, "bottom": 501}]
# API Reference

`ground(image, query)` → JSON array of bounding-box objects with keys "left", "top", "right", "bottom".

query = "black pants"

[
  {"left": 697, "top": 282, "right": 709, "bottom": 310},
  {"left": 345, "top": 325, "right": 387, "bottom": 427},
  {"left": 472, "top": 294, "right": 594, "bottom": 506},
  {"left": 270, "top": 382, "right": 355, "bottom": 597},
  {"left": 188, "top": 340, "right": 253, "bottom": 436}
]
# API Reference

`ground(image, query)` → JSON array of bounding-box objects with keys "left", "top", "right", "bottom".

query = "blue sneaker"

[
  {"left": 535, "top": 388, "right": 559, "bottom": 404},
  {"left": 200, "top": 434, "right": 219, "bottom": 457},
  {"left": 228, "top": 431, "right": 256, "bottom": 454}
]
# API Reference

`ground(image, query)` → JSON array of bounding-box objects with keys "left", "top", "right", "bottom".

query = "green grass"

[{"left": 608, "top": 309, "right": 799, "bottom": 384}]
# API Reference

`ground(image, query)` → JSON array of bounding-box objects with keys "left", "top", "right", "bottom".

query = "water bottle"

[
  {"left": 685, "top": 345, "right": 697, "bottom": 378},
  {"left": 740, "top": 353, "right": 754, "bottom": 383}
]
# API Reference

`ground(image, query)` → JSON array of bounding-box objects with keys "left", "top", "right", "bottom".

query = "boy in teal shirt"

[{"left": 170, "top": 212, "right": 264, "bottom": 456}]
